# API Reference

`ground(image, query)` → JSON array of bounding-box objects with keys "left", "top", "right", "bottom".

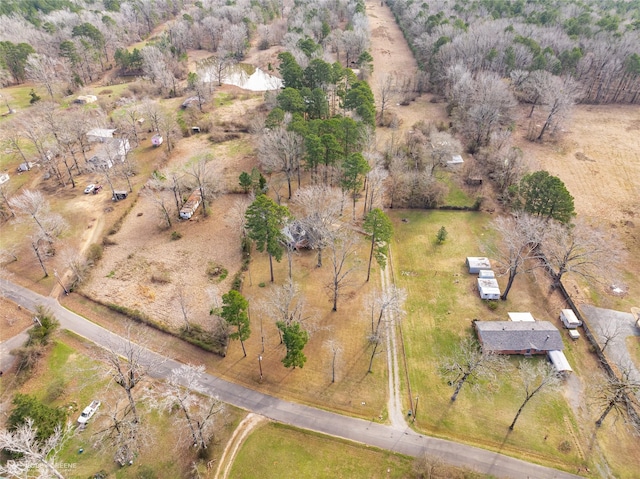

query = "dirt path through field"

[{"left": 214, "top": 413, "right": 267, "bottom": 479}]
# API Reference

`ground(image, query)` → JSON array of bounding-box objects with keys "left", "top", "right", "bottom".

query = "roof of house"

[
  {"left": 87, "top": 128, "right": 116, "bottom": 139},
  {"left": 474, "top": 320, "right": 564, "bottom": 352}
]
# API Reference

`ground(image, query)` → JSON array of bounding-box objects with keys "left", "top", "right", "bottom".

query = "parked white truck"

[{"left": 77, "top": 400, "right": 101, "bottom": 425}]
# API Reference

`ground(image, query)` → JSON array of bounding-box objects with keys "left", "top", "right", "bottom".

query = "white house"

[
  {"left": 477, "top": 278, "right": 501, "bottom": 300},
  {"left": 467, "top": 257, "right": 491, "bottom": 274},
  {"left": 87, "top": 138, "right": 130, "bottom": 170},
  {"left": 478, "top": 269, "right": 495, "bottom": 279},
  {"left": 560, "top": 309, "right": 581, "bottom": 329},
  {"left": 508, "top": 312, "right": 536, "bottom": 322}
]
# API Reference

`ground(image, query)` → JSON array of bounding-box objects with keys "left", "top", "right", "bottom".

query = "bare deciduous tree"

[
  {"left": 258, "top": 127, "right": 305, "bottom": 199},
  {"left": 0, "top": 418, "right": 71, "bottom": 479},
  {"left": 484, "top": 214, "right": 546, "bottom": 300},
  {"left": 535, "top": 76, "right": 579, "bottom": 141},
  {"left": 541, "top": 219, "right": 624, "bottom": 288},
  {"left": 325, "top": 228, "right": 360, "bottom": 312},
  {"left": 291, "top": 185, "right": 343, "bottom": 267},
  {"left": 163, "top": 364, "right": 224, "bottom": 450},
  {"left": 25, "top": 53, "right": 63, "bottom": 100},
  {"left": 103, "top": 324, "right": 164, "bottom": 424},
  {"left": 145, "top": 177, "right": 175, "bottom": 228},
  {"left": 509, "top": 360, "right": 562, "bottom": 430},
  {"left": 593, "top": 365, "right": 640, "bottom": 430},
  {"left": 365, "top": 285, "right": 407, "bottom": 373},
  {"left": 183, "top": 154, "right": 221, "bottom": 218},
  {"left": 439, "top": 336, "right": 508, "bottom": 402},
  {"left": 596, "top": 320, "right": 626, "bottom": 353},
  {"left": 323, "top": 338, "right": 343, "bottom": 383},
  {"left": 376, "top": 73, "right": 395, "bottom": 126}
]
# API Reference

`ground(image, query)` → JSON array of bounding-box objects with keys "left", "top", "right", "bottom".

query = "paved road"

[{"left": 0, "top": 279, "right": 583, "bottom": 479}]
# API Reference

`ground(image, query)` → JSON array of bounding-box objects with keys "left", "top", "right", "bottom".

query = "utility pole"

[
  {"left": 53, "top": 269, "right": 69, "bottom": 295},
  {"left": 258, "top": 355, "right": 263, "bottom": 382},
  {"left": 412, "top": 396, "right": 419, "bottom": 423}
]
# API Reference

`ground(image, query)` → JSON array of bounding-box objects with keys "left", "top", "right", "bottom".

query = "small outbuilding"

[
  {"left": 560, "top": 309, "right": 581, "bottom": 329},
  {"left": 179, "top": 189, "right": 202, "bottom": 219},
  {"left": 447, "top": 154, "right": 464, "bottom": 166},
  {"left": 477, "top": 278, "right": 501, "bottom": 300},
  {"left": 548, "top": 350, "right": 572, "bottom": 375},
  {"left": 75, "top": 94, "right": 97, "bottom": 104},
  {"left": 508, "top": 312, "right": 536, "bottom": 322},
  {"left": 466, "top": 257, "right": 491, "bottom": 274},
  {"left": 152, "top": 134, "right": 163, "bottom": 147},
  {"left": 568, "top": 329, "right": 581, "bottom": 340},
  {"left": 0, "top": 173, "right": 9, "bottom": 184}
]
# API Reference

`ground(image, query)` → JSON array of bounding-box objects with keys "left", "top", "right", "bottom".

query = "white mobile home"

[
  {"left": 477, "top": 278, "right": 501, "bottom": 300},
  {"left": 466, "top": 257, "right": 491, "bottom": 274},
  {"left": 560, "top": 309, "right": 581, "bottom": 329},
  {"left": 478, "top": 269, "right": 495, "bottom": 279},
  {"left": 180, "top": 189, "right": 202, "bottom": 219},
  {"left": 548, "top": 350, "right": 573, "bottom": 374}
]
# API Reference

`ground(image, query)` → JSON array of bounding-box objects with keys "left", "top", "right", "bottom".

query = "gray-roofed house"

[{"left": 473, "top": 320, "right": 564, "bottom": 355}]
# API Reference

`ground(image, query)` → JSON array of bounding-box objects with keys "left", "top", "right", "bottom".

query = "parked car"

[
  {"left": 93, "top": 185, "right": 103, "bottom": 194},
  {"left": 77, "top": 400, "right": 101, "bottom": 424},
  {"left": 84, "top": 184, "right": 96, "bottom": 194}
]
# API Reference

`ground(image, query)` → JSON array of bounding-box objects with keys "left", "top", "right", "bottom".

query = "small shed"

[
  {"left": 152, "top": 134, "right": 163, "bottom": 147},
  {"left": 548, "top": 350, "right": 572, "bottom": 374},
  {"left": 568, "top": 329, "right": 580, "bottom": 340},
  {"left": 478, "top": 269, "right": 495, "bottom": 279},
  {"left": 447, "top": 154, "right": 464, "bottom": 166},
  {"left": 477, "top": 278, "right": 501, "bottom": 300},
  {"left": 0, "top": 173, "right": 9, "bottom": 184},
  {"left": 560, "top": 309, "right": 581, "bottom": 329},
  {"left": 181, "top": 96, "right": 199, "bottom": 109},
  {"left": 179, "top": 189, "right": 202, "bottom": 219},
  {"left": 508, "top": 312, "right": 536, "bottom": 322},
  {"left": 75, "top": 95, "right": 97, "bottom": 104},
  {"left": 466, "top": 257, "right": 491, "bottom": 274}
]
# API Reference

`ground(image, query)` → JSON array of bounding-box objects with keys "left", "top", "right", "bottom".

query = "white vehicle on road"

[{"left": 77, "top": 400, "right": 100, "bottom": 424}]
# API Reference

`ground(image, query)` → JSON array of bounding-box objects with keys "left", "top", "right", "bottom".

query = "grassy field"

[
  {"left": 389, "top": 210, "right": 587, "bottom": 473},
  {"left": 231, "top": 422, "right": 413, "bottom": 479}
]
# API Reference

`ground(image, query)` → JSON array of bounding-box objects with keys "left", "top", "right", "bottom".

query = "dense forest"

[{"left": 388, "top": 0, "right": 640, "bottom": 104}]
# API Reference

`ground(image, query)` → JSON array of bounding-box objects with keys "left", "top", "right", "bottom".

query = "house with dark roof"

[{"left": 473, "top": 320, "right": 564, "bottom": 355}]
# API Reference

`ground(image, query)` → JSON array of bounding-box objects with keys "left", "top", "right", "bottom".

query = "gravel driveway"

[{"left": 581, "top": 304, "right": 640, "bottom": 383}]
